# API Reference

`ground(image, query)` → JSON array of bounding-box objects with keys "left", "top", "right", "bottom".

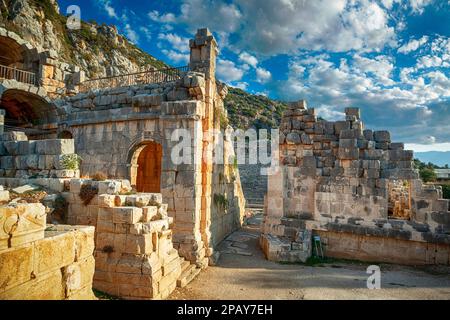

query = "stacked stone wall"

[
  {"left": 262, "top": 101, "right": 450, "bottom": 264},
  {"left": 0, "top": 202, "right": 95, "bottom": 299}
]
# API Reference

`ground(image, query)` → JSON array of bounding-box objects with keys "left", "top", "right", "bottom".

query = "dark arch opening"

[
  {"left": 0, "top": 89, "right": 57, "bottom": 138},
  {"left": 58, "top": 130, "right": 73, "bottom": 139},
  {"left": 0, "top": 35, "right": 25, "bottom": 68},
  {"left": 129, "top": 141, "right": 162, "bottom": 193}
]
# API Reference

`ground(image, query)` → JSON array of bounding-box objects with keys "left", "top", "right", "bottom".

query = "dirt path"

[{"left": 169, "top": 216, "right": 450, "bottom": 300}]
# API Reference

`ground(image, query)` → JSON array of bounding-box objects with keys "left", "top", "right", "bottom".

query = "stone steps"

[{"left": 176, "top": 259, "right": 201, "bottom": 288}]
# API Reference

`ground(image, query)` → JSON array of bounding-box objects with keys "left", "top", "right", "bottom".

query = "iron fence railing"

[
  {"left": 0, "top": 64, "right": 37, "bottom": 86},
  {"left": 79, "top": 66, "right": 189, "bottom": 92}
]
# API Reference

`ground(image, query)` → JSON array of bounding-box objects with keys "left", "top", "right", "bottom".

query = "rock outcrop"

[{"left": 0, "top": 0, "right": 167, "bottom": 78}]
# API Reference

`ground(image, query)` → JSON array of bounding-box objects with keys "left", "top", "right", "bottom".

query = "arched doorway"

[
  {"left": 130, "top": 141, "right": 162, "bottom": 193},
  {"left": 0, "top": 33, "right": 39, "bottom": 82},
  {"left": 0, "top": 89, "right": 57, "bottom": 138}
]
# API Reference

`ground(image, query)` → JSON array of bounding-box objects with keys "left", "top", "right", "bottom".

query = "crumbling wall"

[
  {"left": 0, "top": 131, "right": 79, "bottom": 179},
  {"left": 64, "top": 178, "right": 198, "bottom": 299},
  {"left": 261, "top": 101, "right": 450, "bottom": 265},
  {"left": 0, "top": 202, "right": 95, "bottom": 300}
]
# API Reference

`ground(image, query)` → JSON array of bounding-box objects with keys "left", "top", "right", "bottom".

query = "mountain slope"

[
  {"left": 0, "top": 0, "right": 167, "bottom": 78},
  {"left": 224, "top": 87, "right": 288, "bottom": 130}
]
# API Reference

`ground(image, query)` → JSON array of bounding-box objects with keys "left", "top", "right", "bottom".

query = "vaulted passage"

[
  {"left": 131, "top": 142, "right": 162, "bottom": 193},
  {"left": 0, "top": 35, "right": 26, "bottom": 68},
  {"left": 0, "top": 89, "right": 57, "bottom": 138}
]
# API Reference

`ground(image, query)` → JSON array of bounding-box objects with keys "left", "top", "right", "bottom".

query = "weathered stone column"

[{"left": 189, "top": 28, "right": 218, "bottom": 266}]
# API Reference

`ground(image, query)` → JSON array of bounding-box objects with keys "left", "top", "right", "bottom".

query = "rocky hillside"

[
  {"left": 0, "top": 0, "right": 167, "bottom": 78},
  {"left": 224, "top": 87, "right": 287, "bottom": 130},
  {"left": 0, "top": 0, "right": 287, "bottom": 129}
]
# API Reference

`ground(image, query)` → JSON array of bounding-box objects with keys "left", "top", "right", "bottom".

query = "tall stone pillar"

[{"left": 189, "top": 28, "right": 218, "bottom": 267}]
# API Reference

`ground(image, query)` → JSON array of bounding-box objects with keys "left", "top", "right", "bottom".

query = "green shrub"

[
  {"left": 420, "top": 168, "right": 437, "bottom": 183},
  {"left": 213, "top": 193, "right": 228, "bottom": 210},
  {"left": 60, "top": 154, "right": 82, "bottom": 170}
]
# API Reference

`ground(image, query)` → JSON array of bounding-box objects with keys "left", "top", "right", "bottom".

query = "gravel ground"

[{"left": 169, "top": 219, "right": 450, "bottom": 300}]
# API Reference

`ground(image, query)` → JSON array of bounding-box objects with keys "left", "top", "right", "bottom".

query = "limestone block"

[
  {"left": 338, "top": 148, "right": 359, "bottom": 160},
  {"left": 286, "top": 132, "right": 301, "bottom": 144},
  {"left": 0, "top": 203, "right": 46, "bottom": 250},
  {"left": 142, "top": 206, "right": 158, "bottom": 222},
  {"left": 0, "top": 190, "right": 9, "bottom": 202},
  {"left": 34, "top": 231, "right": 75, "bottom": 274},
  {"left": 161, "top": 101, "right": 204, "bottom": 117},
  {"left": 334, "top": 121, "right": 351, "bottom": 135},
  {"left": 345, "top": 107, "right": 360, "bottom": 119},
  {"left": 2, "top": 131, "right": 27, "bottom": 142},
  {"left": 132, "top": 94, "right": 163, "bottom": 108},
  {"left": 1, "top": 156, "right": 14, "bottom": 169},
  {"left": 98, "top": 194, "right": 116, "bottom": 208},
  {"left": 374, "top": 131, "right": 391, "bottom": 143},
  {"left": 0, "top": 244, "right": 34, "bottom": 293},
  {"left": 124, "top": 234, "right": 153, "bottom": 255},
  {"left": 0, "top": 268, "right": 64, "bottom": 300},
  {"left": 98, "top": 180, "right": 121, "bottom": 195},
  {"left": 339, "top": 138, "right": 357, "bottom": 148},
  {"left": 36, "top": 139, "right": 75, "bottom": 155},
  {"left": 112, "top": 207, "right": 143, "bottom": 224},
  {"left": 63, "top": 255, "right": 95, "bottom": 297},
  {"left": 142, "top": 219, "right": 170, "bottom": 233}
]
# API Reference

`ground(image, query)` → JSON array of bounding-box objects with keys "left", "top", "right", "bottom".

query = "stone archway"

[
  {"left": 129, "top": 141, "right": 162, "bottom": 193},
  {"left": 0, "top": 29, "right": 41, "bottom": 77},
  {"left": 0, "top": 88, "right": 58, "bottom": 138}
]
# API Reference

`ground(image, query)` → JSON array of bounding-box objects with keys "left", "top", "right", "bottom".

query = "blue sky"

[{"left": 57, "top": 0, "right": 450, "bottom": 152}]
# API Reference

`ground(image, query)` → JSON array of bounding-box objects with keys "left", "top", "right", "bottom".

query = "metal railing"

[
  {"left": 79, "top": 65, "right": 189, "bottom": 92},
  {"left": 0, "top": 64, "right": 37, "bottom": 86}
]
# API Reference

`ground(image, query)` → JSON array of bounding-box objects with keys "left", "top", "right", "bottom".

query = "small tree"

[{"left": 420, "top": 167, "right": 437, "bottom": 183}]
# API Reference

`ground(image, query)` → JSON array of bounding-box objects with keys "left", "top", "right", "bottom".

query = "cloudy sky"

[{"left": 58, "top": 0, "right": 450, "bottom": 152}]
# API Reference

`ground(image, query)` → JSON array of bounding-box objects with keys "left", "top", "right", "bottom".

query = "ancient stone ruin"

[
  {"left": 261, "top": 101, "right": 450, "bottom": 265},
  {"left": 0, "top": 27, "right": 245, "bottom": 299},
  {"left": 1, "top": 21, "right": 449, "bottom": 300}
]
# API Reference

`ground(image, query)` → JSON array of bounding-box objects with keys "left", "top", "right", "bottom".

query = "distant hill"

[
  {"left": 415, "top": 151, "right": 450, "bottom": 167},
  {"left": 224, "top": 87, "right": 288, "bottom": 130}
]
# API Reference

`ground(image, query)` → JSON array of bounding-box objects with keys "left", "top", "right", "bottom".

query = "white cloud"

[
  {"left": 160, "top": 0, "right": 398, "bottom": 55},
  {"left": 161, "top": 49, "right": 190, "bottom": 64},
  {"left": 99, "top": 0, "right": 118, "bottom": 19},
  {"left": 178, "top": 0, "right": 242, "bottom": 33},
  {"left": 422, "top": 135, "right": 437, "bottom": 144},
  {"left": 398, "top": 36, "right": 428, "bottom": 54},
  {"left": 233, "top": 82, "right": 249, "bottom": 90},
  {"left": 124, "top": 24, "right": 139, "bottom": 44},
  {"left": 148, "top": 10, "right": 176, "bottom": 23},
  {"left": 408, "top": 0, "right": 433, "bottom": 14},
  {"left": 353, "top": 55, "right": 394, "bottom": 85},
  {"left": 417, "top": 55, "right": 443, "bottom": 69},
  {"left": 405, "top": 142, "right": 450, "bottom": 152},
  {"left": 140, "top": 27, "right": 152, "bottom": 41},
  {"left": 255, "top": 67, "right": 272, "bottom": 83},
  {"left": 238, "top": 52, "right": 258, "bottom": 68},
  {"left": 158, "top": 33, "right": 190, "bottom": 52},
  {"left": 216, "top": 59, "right": 245, "bottom": 83}
]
